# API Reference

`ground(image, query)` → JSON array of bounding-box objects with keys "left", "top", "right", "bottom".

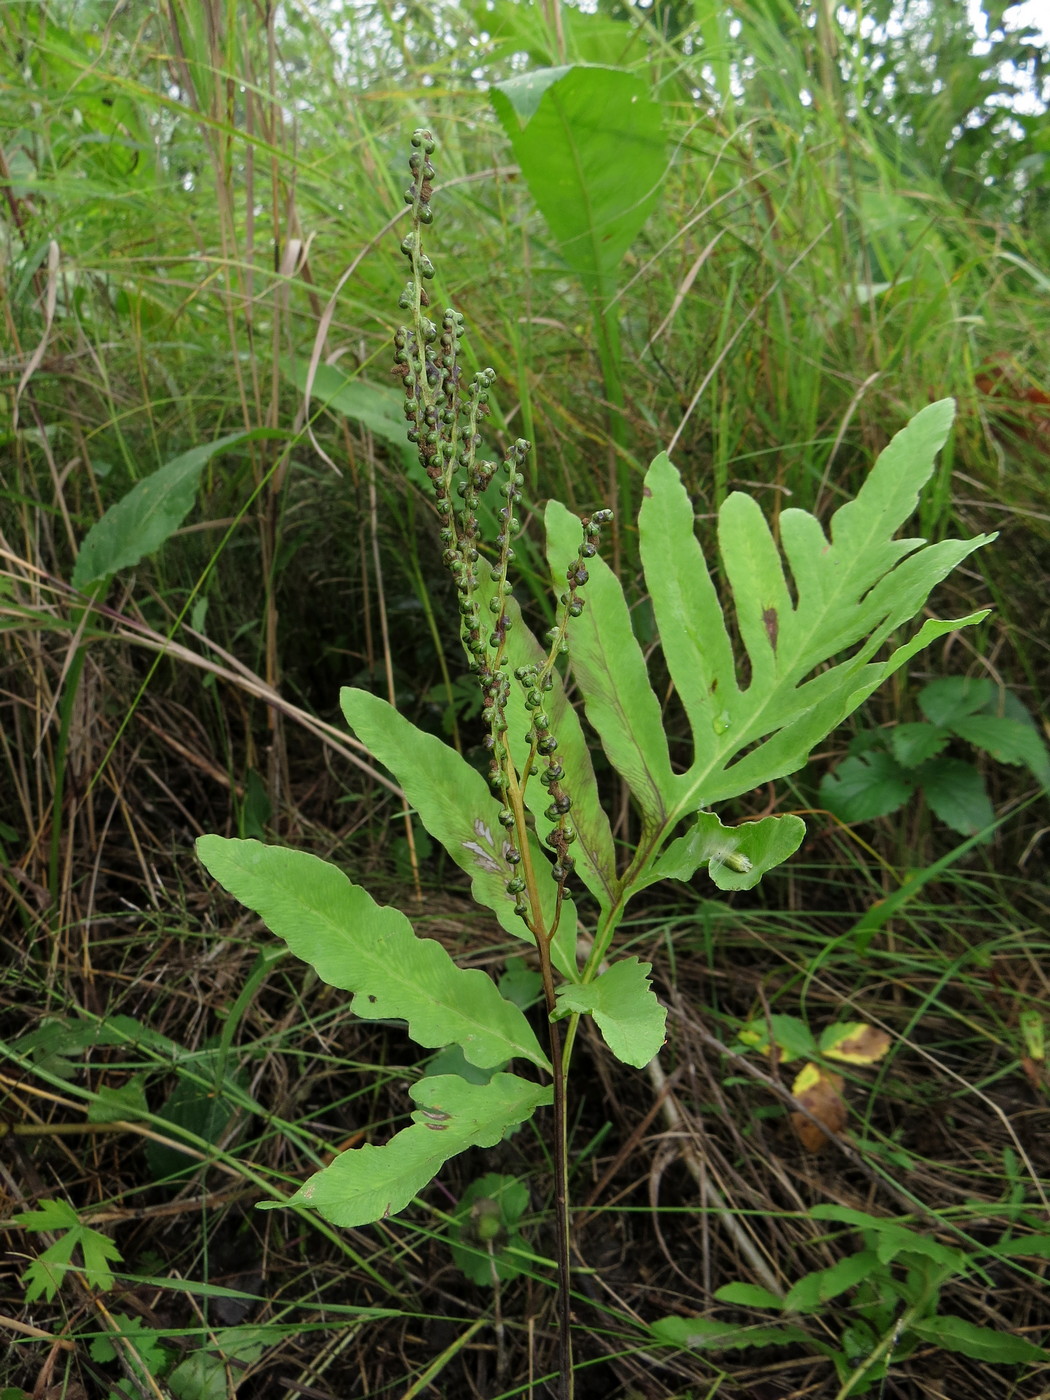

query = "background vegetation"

[{"left": 1, "top": 1, "right": 1048, "bottom": 1396}]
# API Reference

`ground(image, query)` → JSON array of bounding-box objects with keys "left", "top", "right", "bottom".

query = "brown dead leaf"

[
  {"left": 790, "top": 1063, "right": 847, "bottom": 1153},
  {"left": 822, "top": 1022, "right": 891, "bottom": 1065}
]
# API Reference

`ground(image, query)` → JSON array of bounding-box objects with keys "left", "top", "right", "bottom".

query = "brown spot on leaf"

[{"left": 762, "top": 607, "right": 778, "bottom": 652}]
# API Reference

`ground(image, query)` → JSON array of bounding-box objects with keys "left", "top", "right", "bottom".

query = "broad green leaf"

[
  {"left": 491, "top": 66, "right": 664, "bottom": 285},
  {"left": 820, "top": 751, "right": 915, "bottom": 822},
  {"left": 554, "top": 958, "right": 666, "bottom": 1067},
  {"left": 642, "top": 811, "right": 806, "bottom": 892},
  {"left": 265, "top": 1073, "right": 551, "bottom": 1227},
  {"left": 469, "top": 1, "right": 646, "bottom": 68},
  {"left": 784, "top": 1250, "right": 880, "bottom": 1312},
  {"left": 635, "top": 405, "right": 994, "bottom": 820},
  {"left": 872, "top": 1225, "right": 965, "bottom": 1271},
  {"left": 919, "top": 675, "right": 996, "bottom": 726},
  {"left": 918, "top": 757, "right": 994, "bottom": 835},
  {"left": 339, "top": 688, "right": 577, "bottom": 978},
  {"left": 544, "top": 500, "right": 674, "bottom": 833},
  {"left": 196, "top": 838, "right": 549, "bottom": 1072},
  {"left": 949, "top": 714, "right": 1050, "bottom": 784},
  {"left": 909, "top": 1315, "right": 1047, "bottom": 1363},
  {"left": 72, "top": 430, "right": 271, "bottom": 590},
  {"left": 736, "top": 1014, "right": 818, "bottom": 1064},
  {"left": 650, "top": 1315, "right": 810, "bottom": 1352},
  {"left": 889, "top": 721, "right": 950, "bottom": 768}
]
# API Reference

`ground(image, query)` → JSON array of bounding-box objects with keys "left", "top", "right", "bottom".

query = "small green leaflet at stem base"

[
  {"left": 195, "top": 837, "right": 550, "bottom": 1072},
  {"left": 553, "top": 958, "right": 666, "bottom": 1067},
  {"left": 640, "top": 810, "right": 806, "bottom": 892},
  {"left": 262, "top": 1074, "right": 552, "bottom": 1228}
]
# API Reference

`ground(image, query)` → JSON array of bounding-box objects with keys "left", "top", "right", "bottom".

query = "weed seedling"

[{"left": 197, "top": 130, "right": 994, "bottom": 1398}]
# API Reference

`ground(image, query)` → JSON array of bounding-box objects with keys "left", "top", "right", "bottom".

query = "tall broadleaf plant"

[{"left": 197, "top": 131, "right": 993, "bottom": 1397}]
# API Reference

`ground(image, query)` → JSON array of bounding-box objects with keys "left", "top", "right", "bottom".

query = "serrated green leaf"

[
  {"left": 554, "top": 958, "right": 666, "bottom": 1067},
  {"left": 11, "top": 1198, "right": 80, "bottom": 1234},
  {"left": 820, "top": 750, "right": 915, "bottom": 822},
  {"left": 196, "top": 838, "right": 549, "bottom": 1072},
  {"left": 632, "top": 407, "right": 993, "bottom": 822},
  {"left": 919, "top": 676, "right": 996, "bottom": 726},
  {"left": 168, "top": 1325, "right": 285, "bottom": 1400},
  {"left": 990, "top": 1231, "right": 1050, "bottom": 1260},
  {"left": 89, "top": 1313, "right": 170, "bottom": 1373},
  {"left": 889, "top": 722, "right": 950, "bottom": 768},
  {"left": 490, "top": 66, "right": 664, "bottom": 285},
  {"left": 643, "top": 810, "right": 806, "bottom": 892},
  {"left": 544, "top": 501, "right": 674, "bottom": 833},
  {"left": 87, "top": 1076, "right": 150, "bottom": 1123},
  {"left": 949, "top": 714, "right": 1050, "bottom": 784},
  {"left": 72, "top": 430, "right": 270, "bottom": 590},
  {"left": 12, "top": 1202, "right": 122, "bottom": 1301},
  {"left": 918, "top": 757, "right": 994, "bottom": 835},
  {"left": 265, "top": 1074, "right": 551, "bottom": 1227},
  {"left": 784, "top": 1250, "right": 880, "bottom": 1311},
  {"left": 339, "top": 688, "right": 577, "bottom": 978},
  {"left": 909, "top": 1314, "right": 1047, "bottom": 1363},
  {"left": 872, "top": 1224, "right": 965, "bottom": 1271}
]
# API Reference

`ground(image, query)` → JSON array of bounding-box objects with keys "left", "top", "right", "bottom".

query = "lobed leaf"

[
  {"left": 909, "top": 1315, "right": 1047, "bottom": 1363},
  {"left": 634, "top": 403, "right": 994, "bottom": 819},
  {"left": 265, "top": 1073, "right": 551, "bottom": 1228},
  {"left": 820, "top": 750, "right": 914, "bottom": 822},
  {"left": 196, "top": 837, "right": 549, "bottom": 1072},
  {"left": 554, "top": 957, "right": 666, "bottom": 1067}
]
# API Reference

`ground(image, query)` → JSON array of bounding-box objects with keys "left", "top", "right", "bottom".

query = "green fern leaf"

[
  {"left": 196, "top": 838, "right": 550, "bottom": 1072},
  {"left": 264, "top": 1073, "right": 551, "bottom": 1227}
]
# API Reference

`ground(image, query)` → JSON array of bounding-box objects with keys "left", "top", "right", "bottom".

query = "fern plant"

[{"left": 196, "top": 130, "right": 994, "bottom": 1397}]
